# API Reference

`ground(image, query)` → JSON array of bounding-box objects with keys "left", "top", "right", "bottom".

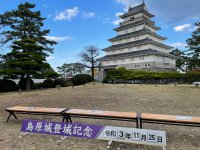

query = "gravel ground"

[{"left": 0, "top": 83, "right": 200, "bottom": 150}]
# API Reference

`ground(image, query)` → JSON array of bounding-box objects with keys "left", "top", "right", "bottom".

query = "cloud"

[
  {"left": 114, "top": 0, "right": 200, "bottom": 24},
  {"left": 112, "top": 12, "right": 124, "bottom": 25},
  {"left": 44, "top": 36, "right": 73, "bottom": 42},
  {"left": 114, "top": 0, "right": 140, "bottom": 10},
  {"left": 174, "top": 24, "right": 192, "bottom": 32},
  {"left": 169, "top": 42, "right": 187, "bottom": 48},
  {"left": 43, "top": 4, "right": 47, "bottom": 7},
  {"left": 54, "top": 7, "right": 79, "bottom": 21},
  {"left": 112, "top": 19, "right": 123, "bottom": 25},
  {"left": 82, "top": 12, "right": 95, "bottom": 19},
  {"left": 46, "top": 56, "right": 55, "bottom": 61}
]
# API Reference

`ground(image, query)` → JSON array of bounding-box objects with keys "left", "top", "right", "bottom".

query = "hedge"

[
  {"left": 42, "top": 78, "right": 54, "bottom": 88},
  {"left": 103, "top": 67, "right": 200, "bottom": 84},
  {"left": 0, "top": 80, "right": 19, "bottom": 92},
  {"left": 54, "top": 78, "right": 65, "bottom": 87},
  {"left": 71, "top": 74, "right": 93, "bottom": 85}
]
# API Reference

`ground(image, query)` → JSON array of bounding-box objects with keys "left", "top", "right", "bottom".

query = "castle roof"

[
  {"left": 119, "top": 2, "right": 154, "bottom": 19},
  {"left": 98, "top": 49, "right": 178, "bottom": 61},
  {"left": 103, "top": 38, "right": 172, "bottom": 51},
  {"left": 108, "top": 28, "right": 166, "bottom": 42},
  {"left": 114, "top": 19, "right": 160, "bottom": 31}
]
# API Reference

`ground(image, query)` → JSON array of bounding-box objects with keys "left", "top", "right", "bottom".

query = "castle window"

[
  {"left": 113, "top": 60, "right": 117, "bottom": 63},
  {"left": 119, "top": 49, "right": 124, "bottom": 53},
  {"left": 163, "top": 57, "right": 165, "bottom": 62},
  {"left": 121, "top": 58, "right": 125, "bottom": 62},
  {"left": 126, "top": 38, "right": 130, "bottom": 42},
  {"left": 139, "top": 56, "right": 144, "bottom": 60},
  {"left": 128, "top": 47, "right": 132, "bottom": 51},
  {"left": 130, "top": 57, "right": 134, "bottom": 61},
  {"left": 130, "top": 17, "right": 135, "bottom": 21},
  {"left": 145, "top": 64, "right": 151, "bottom": 67},
  {"left": 137, "top": 46, "right": 141, "bottom": 50}
]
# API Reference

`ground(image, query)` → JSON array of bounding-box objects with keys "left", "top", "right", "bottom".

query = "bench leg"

[
  {"left": 68, "top": 115, "right": 72, "bottom": 123},
  {"left": 6, "top": 113, "right": 12, "bottom": 122},
  {"left": 6, "top": 112, "right": 18, "bottom": 122},
  {"left": 136, "top": 112, "right": 141, "bottom": 128},
  {"left": 62, "top": 115, "right": 72, "bottom": 123}
]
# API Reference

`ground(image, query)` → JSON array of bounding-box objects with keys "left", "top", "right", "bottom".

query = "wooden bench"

[
  {"left": 7, "top": 106, "right": 200, "bottom": 129},
  {"left": 5, "top": 106, "right": 139, "bottom": 128},
  {"left": 138, "top": 113, "right": 200, "bottom": 128},
  {"left": 5, "top": 106, "right": 68, "bottom": 122},
  {"left": 63, "top": 109, "right": 139, "bottom": 128}
]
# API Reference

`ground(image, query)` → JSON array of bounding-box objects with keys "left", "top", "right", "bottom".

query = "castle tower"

[{"left": 98, "top": 2, "right": 177, "bottom": 79}]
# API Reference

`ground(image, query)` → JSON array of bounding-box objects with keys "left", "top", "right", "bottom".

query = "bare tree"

[{"left": 80, "top": 45, "right": 99, "bottom": 80}]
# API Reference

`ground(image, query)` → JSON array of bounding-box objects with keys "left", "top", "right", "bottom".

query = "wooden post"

[
  {"left": 18, "top": 89, "right": 21, "bottom": 94},
  {"left": 196, "top": 84, "right": 199, "bottom": 88},
  {"left": 93, "top": 82, "right": 95, "bottom": 86},
  {"left": 56, "top": 85, "right": 61, "bottom": 89},
  {"left": 84, "top": 84, "right": 85, "bottom": 87},
  {"left": 175, "top": 82, "right": 177, "bottom": 87}
]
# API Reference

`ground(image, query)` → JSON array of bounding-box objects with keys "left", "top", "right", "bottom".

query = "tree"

[
  {"left": 80, "top": 45, "right": 99, "bottom": 80},
  {"left": 57, "top": 62, "right": 85, "bottom": 78},
  {"left": 0, "top": 2, "right": 56, "bottom": 90},
  {"left": 186, "top": 22, "right": 200, "bottom": 70},
  {"left": 170, "top": 49, "right": 188, "bottom": 71}
]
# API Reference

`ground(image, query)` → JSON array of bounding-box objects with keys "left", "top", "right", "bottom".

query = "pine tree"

[
  {"left": 0, "top": 2, "right": 56, "bottom": 90},
  {"left": 186, "top": 22, "right": 200, "bottom": 70}
]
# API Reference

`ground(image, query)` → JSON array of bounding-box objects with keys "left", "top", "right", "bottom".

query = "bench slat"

[
  {"left": 5, "top": 106, "right": 66, "bottom": 114},
  {"left": 65, "top": 109, "right": 137, "bottom": 119},
  {"left": 141, "top": 113, "right": 200, "bottom": 124}
]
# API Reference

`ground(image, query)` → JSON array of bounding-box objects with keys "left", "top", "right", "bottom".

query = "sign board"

[
  {"left": 21, "top": 120, "right": 166, "bottom": 148},
  {"left": 176, "top": 116, "right": 192, "bottom": 120}
]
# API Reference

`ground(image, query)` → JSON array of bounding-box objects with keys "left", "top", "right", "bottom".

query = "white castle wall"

[{"left": 101, "top": 55, "right": 175, "bottom": 68}]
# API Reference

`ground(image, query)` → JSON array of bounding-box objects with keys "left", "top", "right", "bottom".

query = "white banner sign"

[{"left": 98, "top": 126, "right": 166, "bottom": 147}]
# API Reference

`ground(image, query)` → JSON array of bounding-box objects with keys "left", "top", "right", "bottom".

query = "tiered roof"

[
  {"left": 119, "top": 2, "right": 154, "bottom": 18},
  {"left": 109, "top": 28, "right": 166, "bottom": 42},
  {"left": 103, "top": 38, "right": 172, "bottom": 51},
  {"left": 114, "top": 19, "right": 160, "bottom": 31},
  {"left": 99, "top": 49, "right": 177, "bottom": 61},
  {"left": 98, "top": 1, "right": 174, "bottom": 61}
]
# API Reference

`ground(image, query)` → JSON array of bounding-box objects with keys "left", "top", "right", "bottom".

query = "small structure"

[{"left": 98, "top": 1, "right": 177, "bottom": 80}]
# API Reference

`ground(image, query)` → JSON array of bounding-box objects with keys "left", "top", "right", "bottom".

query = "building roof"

[
  {"left": 119, "top": 2, "right": 154, "bottom": 19},
  {"left": 103, "top": 38, "right": 172, "bottom": 51},
  {"left": 108, "top": 28, "right": 166, "bottom": 42},
  {"left": 114, "top": 19, "right": 160, "bottom": 31},
  {"left": 98, "top": 49, "right": 178, "bottom": 61}
]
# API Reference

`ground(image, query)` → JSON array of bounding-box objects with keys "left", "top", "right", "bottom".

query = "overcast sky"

[{"left": 0, "top": 0, "right": 199, "bottom": 70}]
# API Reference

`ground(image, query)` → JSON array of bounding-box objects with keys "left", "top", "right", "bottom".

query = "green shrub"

[
  {"left": 103, "top": 68, "right": 185, "bottom": 83},
  {"left": 34, "top": 83, "right": 43, "bottom": 89},
  {"left": 42, "top": 78, "right": 54, "bottom": 88},
  {"left": 64, "top": 80, "right": 74, "bottom": 87},
  {"left": 54, "top": 78, "right": 65, "bottom": 87},
  {"left": 18, "top": 78, "right": 34, "bottom": 90},
  {"left": 0, "top": 80, "right": 19, "bottom": 92},
  {"left": 71, "top": 74, "right": 93, "bottom": 85}
]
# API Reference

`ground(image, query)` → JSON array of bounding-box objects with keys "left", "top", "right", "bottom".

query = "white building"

[{"left": 98, "top": 2, "right": 177, "bottom": 79}]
